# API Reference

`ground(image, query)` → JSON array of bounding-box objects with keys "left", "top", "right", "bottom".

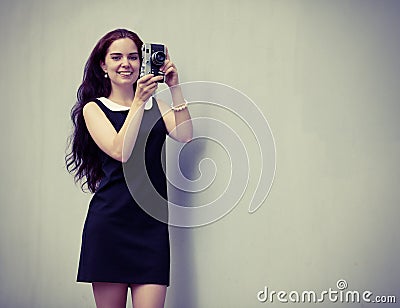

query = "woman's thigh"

[
  {"left": 130, "top": 284, "right": 167, "bottom": 308},
  {"left": 92, "top": 282, "right": 129, "bottom": 308}
]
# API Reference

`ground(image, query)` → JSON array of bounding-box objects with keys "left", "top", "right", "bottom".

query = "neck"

[{"left": 108, "top": 84, "right": 135, "bottom": 107}]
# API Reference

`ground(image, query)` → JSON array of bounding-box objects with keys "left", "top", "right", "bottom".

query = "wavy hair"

[{"left": 66, "top": 29, "right": 143, "bottom": 193}]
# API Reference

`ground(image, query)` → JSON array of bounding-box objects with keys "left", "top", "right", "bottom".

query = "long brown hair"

[{"left": 65, "top": 29, "right": 143, "bottom": 192}]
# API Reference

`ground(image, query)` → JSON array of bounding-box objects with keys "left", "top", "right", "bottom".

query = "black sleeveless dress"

[{"left": 77, "top": 97, "right": 170, "bottom": 286}]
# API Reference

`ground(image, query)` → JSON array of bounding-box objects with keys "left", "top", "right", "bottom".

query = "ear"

[{"left": 100, "top": 61, "right": 107, "bottom": 73}]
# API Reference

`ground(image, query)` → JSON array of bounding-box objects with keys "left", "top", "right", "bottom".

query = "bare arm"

[
  {"left": 157, "top": 86, "right": 193, "bottom": 143},
  {"left": 159, "top": 50, "right": 193, "bottom": 143}
]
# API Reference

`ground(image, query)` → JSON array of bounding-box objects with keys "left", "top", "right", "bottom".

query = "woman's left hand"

[{"left": 160, "top": 47, "right": 179, "bottom": 87}]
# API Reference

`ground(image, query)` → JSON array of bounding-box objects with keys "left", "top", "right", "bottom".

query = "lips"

[{"left": 118, "top": 71, "right": 133, "bottom": 76}]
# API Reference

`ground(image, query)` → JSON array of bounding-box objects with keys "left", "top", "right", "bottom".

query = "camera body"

[{"left": 140, "top": 43, "right": 166, "bottom": 83}]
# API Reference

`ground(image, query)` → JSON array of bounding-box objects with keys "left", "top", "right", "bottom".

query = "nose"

[{"left": 121, "top": 56, "right": 130, "bottom": 67}]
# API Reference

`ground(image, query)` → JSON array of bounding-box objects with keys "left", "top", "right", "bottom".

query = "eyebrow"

[{"left": 109, "top": 52, "right": 139, "bottom": 56}]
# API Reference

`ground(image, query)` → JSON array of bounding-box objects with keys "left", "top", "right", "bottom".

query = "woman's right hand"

[{"left": 133, "top": 74, "right": 164, "bottom": 106}]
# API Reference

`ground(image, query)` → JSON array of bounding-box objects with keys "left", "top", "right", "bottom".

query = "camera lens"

[{"left": 151, "top": 51, "right": 166, "bottom": 66}]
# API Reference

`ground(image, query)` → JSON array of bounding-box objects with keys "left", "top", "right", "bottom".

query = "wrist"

[
  {"left": 169, "top": 84, "right": 182, "bottom": 92},
  {"left": 132, "top": 98, "right": 146, "bottom": 109},
  {"left": 170, "top": 86, "right": 184, "bottom": 104}
]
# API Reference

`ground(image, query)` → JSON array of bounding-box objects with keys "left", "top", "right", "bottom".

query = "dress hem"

[{"left": 76, "top": 279, "right": 169, "bottom": 287}]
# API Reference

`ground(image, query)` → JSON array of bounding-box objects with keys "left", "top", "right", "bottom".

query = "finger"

[
  {"left": 165, "top": 62, "right": 177, "bottom": 74},
  {"left": 141, "top": 83, "right": 158, "bottom": 97},
  {"left": 165, "top": 46, "right": 170, "bottom": 60},
  {"left": 150, "top": 75, "right": 164, "bottom": 83},
  {"left": 142, "top": 75, "right": 161, "bottom": 88},
  {"left": 138, "top": 74, "right": 154, "bottom": 84},
  {"left": 146, "top": 84, "right": 158, "bottom": 95},
  {"left": 164, "top": 66, "right": 175, "bottom": 76},
  {"left": 160, "top": 59, "right": 170, "bottom": 72}
]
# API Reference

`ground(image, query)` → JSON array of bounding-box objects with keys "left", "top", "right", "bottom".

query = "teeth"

[{"left": 119, "top": 72, "right": 132, "bottom": 76}]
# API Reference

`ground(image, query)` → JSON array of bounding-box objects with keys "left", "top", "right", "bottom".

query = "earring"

[{"left": 104, "top": 73, "right": 108, "bottom": 78}]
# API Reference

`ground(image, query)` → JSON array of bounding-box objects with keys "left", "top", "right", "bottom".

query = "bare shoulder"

[{"left": 83, "top": 101, "right": 100, "bottom": 115}]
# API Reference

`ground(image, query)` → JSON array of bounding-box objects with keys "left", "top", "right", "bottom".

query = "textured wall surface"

[{"left": 1, "top": 0, "right": 399, "bottom": 307}]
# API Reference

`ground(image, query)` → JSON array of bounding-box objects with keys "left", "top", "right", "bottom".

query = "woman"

[{"left": 66, "top": 28, "right": 192, "bottom": 308}]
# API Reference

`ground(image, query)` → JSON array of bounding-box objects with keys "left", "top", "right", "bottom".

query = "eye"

[
  {"left": 111, "top": 56, "right": 121, "bottom": 61},
  {"left": 128, "top": 55, "right": 138, "bottom": 61}
]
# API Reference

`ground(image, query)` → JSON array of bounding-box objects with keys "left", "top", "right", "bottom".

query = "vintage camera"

[{"left": 140, "top": 43, "right": 166, "bottom": 83}]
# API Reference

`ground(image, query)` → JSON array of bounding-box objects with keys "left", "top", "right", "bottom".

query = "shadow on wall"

[
  {"left": 166, "top": 138, "right": 204, "bottom": 308},
  {"left": 168, "top": 227, "right": 198, "bottom": 308}
]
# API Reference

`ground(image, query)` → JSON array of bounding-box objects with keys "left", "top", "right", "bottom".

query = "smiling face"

[{"left": 100, "top": 38, "right": 141, "bottom": 88}]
